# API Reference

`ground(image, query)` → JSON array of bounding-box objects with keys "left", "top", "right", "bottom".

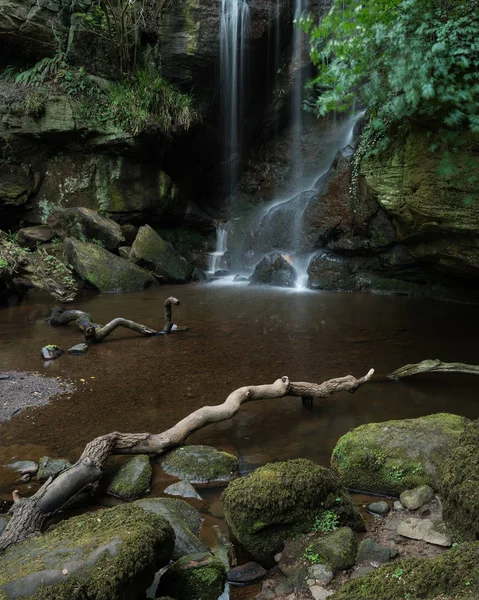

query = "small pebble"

[{"left": 367, "top": 500, "right": 390, "bottom": 516}]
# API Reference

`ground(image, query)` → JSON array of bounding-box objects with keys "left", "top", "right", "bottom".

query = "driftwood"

[
  {"left": 388, "top": 359, "right": 479, "bottom": 380},
  {"left": 48, "top": 296, "right": 185, "bottom": 342},
  {"left": 0, "top": 368, "right": 374, "bottom": 553}
]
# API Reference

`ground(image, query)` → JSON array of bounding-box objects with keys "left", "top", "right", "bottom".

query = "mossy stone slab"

[
  {"left": 107, "top": 455, "right": 152, "bottom": 500},
  {"left": 158, "top": 552, "right": 226, "bottom": 600},
  {"left": 159, "top": 445, "right": 239, "bottom": 484}
]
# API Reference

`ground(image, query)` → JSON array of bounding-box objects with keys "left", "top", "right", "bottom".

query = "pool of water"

[{"left": 0, "top": 282, "right": 478, "bottom": 592}]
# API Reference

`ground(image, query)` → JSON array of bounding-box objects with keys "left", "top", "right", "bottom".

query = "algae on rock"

[
  {"left": 331, "top": 413, "right": 466, "bottom": 495},
  {"left": 159, "top": 445, "right": 239, "bottom": 484},
  {"left": 222, "top": 459, "right": 363, "bottom": 562},
  {"left": 158, "top": 552, "right": 226, "bottom": 600},
  {"left": 107, "top": 455, "right": 152, "bottom": 500}
]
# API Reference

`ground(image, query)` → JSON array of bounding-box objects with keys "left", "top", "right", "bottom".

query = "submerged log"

[
  {"left": 47, "top": 296, "right": 185, "bottom": 343},
  {"left": 0, "top": 368, "right": 374, "bottom": 553},
  {"left": 388, "top": 359, "right": 479, "bottom": 380}
]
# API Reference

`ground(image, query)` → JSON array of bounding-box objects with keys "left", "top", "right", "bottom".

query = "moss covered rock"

[
  {"left": 331, "top": 542, "right": 479, "bottom": 600},
  {"left": 130, "top": 225, "right": 193, "bottom": 283},
  {"left": 107, "top": 455, "right": 152, "bottom": 500},
  {"left": 159, "top": 445, "right": 239, "bottom": 484},
  {"left": 222, "top": 459, "right": 364, "bottom": 562},
  {"left": 64, "top": 237, "right": 153, "bottom": 293},
  {"left": 331, "top": 413, "right": 466, "bottom": 495},
  {"left": 306, "top": 528, "right": 357, "bottom": 572},
  {"left": 441, "top": 419, "right": 479, "bottom": 542},
  {"left": 0, "top": 503, "right": 174, "bottom": 600},
  {"left": 135, "top": 498, "right": 208, "bottom": 560},
  {"left": 36, "top": 456, "right": 71, "bottom": 482},
  {"left": 157, "top": 552, "right": 226, "bottom": 600}
]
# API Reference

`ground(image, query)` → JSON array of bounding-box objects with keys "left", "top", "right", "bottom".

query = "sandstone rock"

[
  {"left": 331, "top": 413, "right": 466, "bottom": 495},
  {"left": 48, "top": 207, "right": 124, "bottom": 250},
  {"left": 160, "top": 445, "right": 238, "bottom": 484},
  {"left": 0, "top": 504, "right": 174, "bottom": 600},
  {"left": 64, "top": 237, "right": 153, "bottom": 293},
  {"left": 397, "top": 518, "right": 452, "bottom": 547},
  {"left": 107, "top": 456, "right": 152, "bottom": 500},
  {"left": 17, "top": 225, "right": 53, "bottom": 248},
  {"left": 130, "top": 225, "right": 193, "bottom": 283},
  {"left": 223, "top": 459, "right": 363, "bottom": 562},
  {"left": 400, "top": 485, "right": 434, "bottom": 510}
]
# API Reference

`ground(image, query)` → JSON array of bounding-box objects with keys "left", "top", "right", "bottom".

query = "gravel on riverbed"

[{"left": 0, "top": 371, "right": 75, "bottom": 424}]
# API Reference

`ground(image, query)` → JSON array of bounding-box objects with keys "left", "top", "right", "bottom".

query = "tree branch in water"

[{"left": 388, "top": 359, "right": 479, "bottom": 380}]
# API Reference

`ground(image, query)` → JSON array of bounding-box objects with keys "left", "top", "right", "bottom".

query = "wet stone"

[
  {"left": 7, "top": 460, "right": 37, "bottom": 474},
  {"left": 400, "top": 485, "right": 434, "bottom": 510},
  {"left": 68, "top": 343, "right": 89, "bottom": 356},
  {"left": 107, "top": 455, "right": 151, "bottom": 500},
  {"left": 308, "top": 564, "right": 334, "bottom": 585},
  {"left": 41, "top": 345, "right": 63, "bottom": 360},
  {"left": 159, "top": 445, "right": 239, "bottom": 484},
  {"left": 357, "top": 538, "right": 393, "bottom": 564},
  {"left": 164, "top": 480, "right": 202, "bottom": 500},
  {"left": 393, "top": 500, "right": 405, "bottom": 511},
  {"left": 367, "top": 501, "right": 390, "bottom": 516},
  {"left": 227, "top": 561, "right": 268, "bottom": 585},
  {"left": 37, "top": 456, "right": 71, "bottom": 482}
]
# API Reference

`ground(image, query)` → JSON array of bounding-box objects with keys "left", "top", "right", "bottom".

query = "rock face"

[
  {"left": 222, "top": 459, "right": 364, "bottom": 562},
  {"left": 130, "top": 225, "right": 194, "bottom": 283},
  {"left": 0, "top": 503, "right": 174, "bottom": 600},
  {"left": 332, "top": 542, "right": 479, "bottom": 600},
  {"left": 135, "top": 498, "right": 208, "bottom": 560},
  {"left": 441, "top": 418, "right": 479, "bottom": 541},
  {"left": 250, "top": 252, "right": 297, "bottom": 287},
  {"left": 361, "top": 125, "right": 479, "bottom": 281},
  {"left": 64, "top": 237, "right": 154, "bottom": 293},
  {"left": 159, "top": 445, "right": 239, "bottom": 484},
  {"left": 107, "top": 455, "right": 152, "bottom": 500},
  {"left": 331, "top": 413, "right": 466, "bottom": 495},
  {"left": 48, "top": 207, "right": 125, "bottom": 251},
  {"left": 158, "top": 552, "right": 226, "bottom": 600}
]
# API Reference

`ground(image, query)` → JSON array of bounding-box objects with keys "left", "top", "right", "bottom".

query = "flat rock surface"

[
  {"left": 164, "top": 480, "right": 202, "bottom": 499},
  {"left": 398, "top": 517, "right": 452, "bottom": 547},
  {"left": 0, "top": 371, "right": 74, "bottom": 423}
]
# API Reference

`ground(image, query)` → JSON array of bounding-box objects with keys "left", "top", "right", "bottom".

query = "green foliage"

[
  {"left": 302, "top": 0, "right": 479, "bottom": 154},
  {"left": 312, "top": 510, "right": 340, "bottom": 533},
  {"left": 303, "top": 545, "right": 321, "bottom": 563},
  {"left": 0, "top": 53, "right": 68, "bottom": 87}
]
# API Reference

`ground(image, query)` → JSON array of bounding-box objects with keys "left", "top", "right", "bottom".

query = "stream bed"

[{"left": 1, "top": 282, "right": 478, "bottom": 596}]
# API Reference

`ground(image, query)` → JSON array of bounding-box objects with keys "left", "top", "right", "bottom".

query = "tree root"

[
  {"left": 0, "top": 368, "right": 374, "bottom": 553},
  {"left": 388, "top": 359, "right": 479, "bottom": 380},
  {"left": 47, "top": 296, "right": 186, "bottom": 343}
]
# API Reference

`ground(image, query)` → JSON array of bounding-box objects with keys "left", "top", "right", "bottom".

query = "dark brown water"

[{"left": 0, "top": 282, "right": 478, "bottom": 592}]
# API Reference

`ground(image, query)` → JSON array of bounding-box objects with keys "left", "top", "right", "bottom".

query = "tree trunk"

[
  {"left": 388, "top": 359, "right": 479, "bottom": 380},
  {"left": 0, "top": 368, "right": 374, "bottom": 553}
]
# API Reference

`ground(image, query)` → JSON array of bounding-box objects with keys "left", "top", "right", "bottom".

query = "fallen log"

[
  {"left": 0, "top": 368, "right": 374, "bottom": 553},
  {"left": 388, "top": 359, "right": 479, "bottom": 380},
  {"left": 47, "top": 296, "right": 185, "bottom": 342}
]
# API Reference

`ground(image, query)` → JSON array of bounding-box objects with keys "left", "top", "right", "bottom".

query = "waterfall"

[
  {"left": 291, "top": 0, "right": 309, "bottom": 184},
  {"left": 220, "top": 0, "right": 250, "bottom": 194},
  {"left": 208, "top": 222, "right": 230, "bottom": 274}
]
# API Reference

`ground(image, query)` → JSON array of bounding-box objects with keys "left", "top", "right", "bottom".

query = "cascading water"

[
  {"left": 291, "top": 0, "right": 309, "bottom": 184},
  {"left": 220, "top": 0, "right": 250, "bottom": 194},
  {"left": 208, "top": 221, "right": 230, "bottom": 274}
]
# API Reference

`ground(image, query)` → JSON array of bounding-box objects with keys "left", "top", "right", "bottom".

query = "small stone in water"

[
  {"left": 68, "top": 343, "right": 89, "bottom": 356},
  {"left": 227, "top": 561, "right": 267, "bottom": 585},
  {"left": 41, "top": 345, "right": 64, "bottom": 360},
  {"left": 394, "top": 500, "right": 405, "bottom": 511},
  {"left": 367, "top": 501, "right": 390, "bottom": 516}
]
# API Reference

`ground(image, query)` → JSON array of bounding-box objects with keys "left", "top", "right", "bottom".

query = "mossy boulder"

[
  {"left": 36, "top": 456, "right": 71, "bottom": 482},
  {"left": 306, "top": 528, "right": 357, "bottom": 572},
  {"left": 441, "top": 418, "right": 479, "bottom": 542},
  {"left": 135, "top": 498, "right": 208, "bottom": 560},
  {"left": 107, "top": 455, "right": 152, "bottom": 500},
  {"left": 222, "top": 459, "right": 364, "bottom": 562},
  {"left": 250, "top": 252, "right": 297, "bottom": 287},
  {"left": 159, "top": 445, "right": 239, "bottom": 484},
  {"left": 48, "top": 207, "right": 124, "bottom": 250},
  {"left": 157, "top": 552, "right": 226, "bottom": 600},
  {"left": 130, "top": 225, "right": 193, "bottom": 283},
  {"left": 331, "top": 413, "right": 466, "bottom": 495},
  {"left": 64, "top": 237, "right": 153, "bottom": 293},
  {"left": 331, "top": 542, "right": 479, "bottom": 600},
  {"left": 0, "top": 503, "right": 174, "bottom": 600}
]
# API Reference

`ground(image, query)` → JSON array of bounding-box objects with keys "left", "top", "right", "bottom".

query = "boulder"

[
  {"left": 227, "top": 561, "right": 268, "bottom": 585},
  {"left": 331, "top": 413, "right": 466, "bottom": 495},
  {"left": 367, "top": 501, "right": 389, "bottom": 516},
  {"left": 17, "top": 225, "right": 54, "bottom": 248},
  {"left": 400, "top": 485, "right": 434, "bottom": 511},
  {"left": 397, "top": 518, "right": 452, "bottom": 547},
  {"left": 130, "top": 225, "right": 194, "bottom": 283},
  {"left": 37, "top": 456, "right": 71, "bottom": 482},
  {"left": 0, "top": 163, "right": 38, "bottom": 208},
  {"left": 107, "top": 455, "right": 152, "bottom": 500},
  {"left": 333, "top": 542, "right": 479, "bottom": 600},
  {"left": 308, "top": 564, "right": 334, "bottom": 586},
  {"left": 121, "top": 224, "right": 139, "bottom": 243},
  {"left": 307, "top": 252, "right": 356, "bottom": 291},
  {"left": 41, "top": 345, "right": 64, "bottom": 361},
  {"left": 135, "top": 498, "right": 208, "bottom": 560},
  {"left": 48, "top": 207, "right": 124, "bottom": 250},
  {"left": 64, "top": 237, "right": 153, "bottom": 293},
  {"left": 0, "top": 504, "right": 174, "bottom": 600},
  {"left": 356, "top": 538, "right": 396, "bottom": 565},
  {"left": 222, "top": 459, "right": 364, "bottom": 562},
  {"left": 305, "top": 528, "right": 357, "bottom": 572},
  {"left": 159, "top": 445, "right": 238, "bottom": 484},
  {"left": 441, "top": 418, "right": 479, "bottom": 541},
  {"left": 250, "top": 252, "right": 297, "bottom": 287},
  {"left": 164, "top": 481, "right": 202, "bottom": 500},
  {"left": 158, "top": 552, "right": 226, "bottom": 600}
]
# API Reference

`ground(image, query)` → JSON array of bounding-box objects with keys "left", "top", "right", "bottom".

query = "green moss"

[
  {"left": 222, "top": 459, "right": 363, "bottom": 562},
  {"left": 107, "top": 455, "right": 152, "bottom": 500},
  {"left": 0, "top": 504, "right": 174, "bottom": 600},
  {"left": 159, "top": 445, "right": 238, "bottom": 484},
  {"left": 331, "top": 414, "right": 466, "bottom": 495},
  {"left": 331, "top": 542, "right": 479, "bottom": 600},
  {"left": 441, "top": 419, "right": 479, "bottom": 542},
  {"left": 305, "top": 528, "right": 357, "bottom": 572},
  {"left": 158, "top": 553, "right": 225, "bottom": 600}
]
